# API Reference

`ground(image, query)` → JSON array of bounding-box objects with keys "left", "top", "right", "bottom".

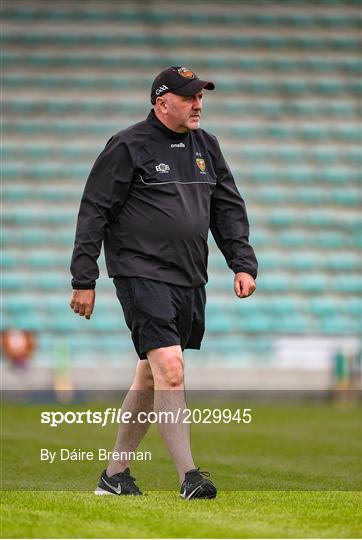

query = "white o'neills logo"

[
  {"left": 155, "top": 163, "right": 170, "bottom": 173},
  {"left": 155, "top": 84, "right": 168, "bottom": 96},
  {"left": 171, "top": 142, "right": 185, "bottom": 148}
]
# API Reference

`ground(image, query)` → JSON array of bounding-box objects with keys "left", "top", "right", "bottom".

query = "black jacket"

[{"left": 71, "top": 110, "right": 258, "bottom": 289}]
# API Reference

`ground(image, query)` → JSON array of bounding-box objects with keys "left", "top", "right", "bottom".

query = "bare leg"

[
  {"left": 106, "top": 359, "right": 154, "bottom": 476},
  {"left": 147, "top": 345, "right": 195, "bottom": 483}
]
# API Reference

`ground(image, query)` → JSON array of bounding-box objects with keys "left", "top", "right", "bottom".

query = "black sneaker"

[
  {"left": 180, "top": 468, "right": 217, "bottom": 500},
  {"left": 94, "top": 468, "right": 142, "bottom": 496}
]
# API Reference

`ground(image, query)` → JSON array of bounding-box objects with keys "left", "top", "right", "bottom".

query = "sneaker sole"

[
  {"left": 180, "top": 493, "right": 216, "bottom": 500},
  {"left": 94, "top": 486, "right": 142, "bottom": 496},
  {"left": 94, "top": 487, "right": 116, "bottom": 496}
]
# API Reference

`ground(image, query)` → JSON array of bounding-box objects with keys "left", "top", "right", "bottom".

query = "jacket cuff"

[
  {"left": 71, "top": 279, "right": 96, "bottom": 290},
  {"left": 233, "top": 268, "right": 257, "bottom": 280}
]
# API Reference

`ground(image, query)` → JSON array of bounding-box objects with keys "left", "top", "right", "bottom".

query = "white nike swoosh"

[
  {"left": 188, "top": 485, "right": 203, "bottom": 500},
  {"left": 102, "top": 476, "right": 122, "bottom": 495},
  {"left": 183, "top": 485, "right": 203, "bottom": 500}
]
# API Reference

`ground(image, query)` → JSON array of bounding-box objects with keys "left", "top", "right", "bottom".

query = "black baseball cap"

[{"left": 151, "top": 66, "right": 215, "bottom": 104}]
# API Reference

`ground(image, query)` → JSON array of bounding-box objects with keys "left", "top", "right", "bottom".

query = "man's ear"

[{"left": 156, "top": 96, "right": 168, "bottom": 113}]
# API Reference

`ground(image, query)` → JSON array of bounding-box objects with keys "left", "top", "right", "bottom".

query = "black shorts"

[{"left": 113, "top": 277, "right": 206, "bottom": 360}]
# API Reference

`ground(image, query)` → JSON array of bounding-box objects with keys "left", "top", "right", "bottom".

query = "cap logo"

[
  {"left": 177, "top": 67, "right": 195, "bottom": 79},
  {"left": 155, "top": 84, "right": 169, "bottom": 96}
]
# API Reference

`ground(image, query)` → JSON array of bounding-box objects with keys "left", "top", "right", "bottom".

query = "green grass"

[
  {"left": 1, "top": 400, "right": 361, "bottom": 537},
  {"left": 2, "top": 490, "right": 361, "bottom": 538}
]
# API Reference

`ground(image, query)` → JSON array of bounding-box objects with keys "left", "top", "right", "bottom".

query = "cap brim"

[{"left": 172, "top": 79, "right": 215, "bottom": 97}]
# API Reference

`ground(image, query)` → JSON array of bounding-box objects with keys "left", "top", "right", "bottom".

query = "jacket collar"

[{"left": 147, "top": 109, "right": 190, "bottom": 140}]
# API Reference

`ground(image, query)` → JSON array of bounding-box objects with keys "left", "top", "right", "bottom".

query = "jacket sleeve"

[
  {"left": 70, "top": 136, "right": 133, "bottom": 289},
  {"left": 210, "top": 146, "right": 258, "bottom": 279}
]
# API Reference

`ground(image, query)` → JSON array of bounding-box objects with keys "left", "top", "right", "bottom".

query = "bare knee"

[
  {"left": 147, "top": 346, "right": 184, "bottom": 390},
  {"left": 132, "top": 360, "right": 154, "bottom": 391},
  {"left": 164, "top": 358, "right": 184, "bottom": 389}
]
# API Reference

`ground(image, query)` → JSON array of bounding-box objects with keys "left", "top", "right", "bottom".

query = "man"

[{"left": 70, "top": 66, "right": 258, "bottom": 499}]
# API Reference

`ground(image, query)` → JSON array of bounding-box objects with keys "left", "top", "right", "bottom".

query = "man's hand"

[
  {"left": 234, "top": 272, "right": 256, "bottom": 299},
  {"left": 70, "top": 289, "right": 95, "bottom": 320}
]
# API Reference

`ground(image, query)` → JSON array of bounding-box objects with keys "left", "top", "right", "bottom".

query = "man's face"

[{"left": 158, "top": 91, "right": 203, "bottom": 133}]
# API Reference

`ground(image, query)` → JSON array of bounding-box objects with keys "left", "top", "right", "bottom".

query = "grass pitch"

[
  {"left": 2, "top": 490, "right": 361, "bottom": 539},
  {"left": 1, "top": 400, "right": 361, "bottom": 538}
]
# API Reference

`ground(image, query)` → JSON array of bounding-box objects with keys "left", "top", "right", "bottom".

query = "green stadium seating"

[
  {"left": 257, "top": 274, "right": 291, "bottom": 293},
  {"left": 240, "top": 315, "right": 272, "bottom": 333},
  {"left": 279, "top": 231, "right": 309, "bottom": 248},
  {"left": 345, "top": 298, "right": 362, "bottom": 317},
  {"left": 310, "top": 146, "right": 340, "bottom": 163},
  {"left": 319, "top": 315, "right": 357, "bottom": 334},
  {"left": 327, "top": 101, "right": 359, "bottom": 116},
  {"left": 2, "top": 1, "right": 360, "bottom": 363},
  {"left": 299, "top": 275, "right": 330, "bottom": 294},
  {"left": 293, "top": 187, "right": 328, "bottom": 205},
  {"left": 257, "top": 252, "right": 281, "bottom": 270},
  {"left": 268, "top": 212, "right": 295, "bottom": 227},
  {"left": 258, "top": 187, "right": 287, "bottom": 204},
  {"left": 327, "top": 254, "right": 361, "bottom": 271},
  {"left": 309, "top": 297, "right": 340, "bottom": 316},
  {"left": 3, "top": 5, "right": 361, "bottom": 29},
  {"left": 299, "top": 124, "right": 329, "bottom": 141},
  {"left": 330, "top": 188, "right": 360, "bottom": 207},
  {"left": 207, "top": 312, "right": 239, "bottom": 333},
  {"left": 271, "top": 314, "right": 309, "bottom": 333},
  {"left": 344, "top": 147, "right": 362, "bottom": 164},
  {"left": 277, "top": 147, "right": 304, "bottom": 162},
  {"left": 4, "top": 30, "right": 360, "bottom": 51},
  {"left": 334, "top": 124, "right": 361, "bottom": 142},
  {"left": 5, "top": 313, "right": 46, "bottom": 332},
  {"left": 337, "top": 276, "right": 362, "bottom": 294},
  {"left": 289, "top": 254, "right": 316, "bottom": 271},
  {"left": 4, "top": 71, "right": 358, "bottom": 97},
  {"left": 28, "top": 252, "right": 68, "bottom": 269},
  {"left": 90, "top": 313, "right": 123, "bottom": 332},
  {"left": 314, "top": 232, "right": 352, "bottom": 249},
  {"left": 247, "top": 166, "right": 279, "bottom": 183}
]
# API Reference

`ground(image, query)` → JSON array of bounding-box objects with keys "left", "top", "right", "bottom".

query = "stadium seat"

[
  {"left": 258, "top": 187, "right": 288, "bottom": 204},
  {"left": 270, "top": 314, "right": 309, "bottom": 334},
  {"left": 277, "top": 147, "right": 304, "bottom": 162},
  {"left": 257, "top": 274, "right": 291, "bottom": 293},
  {"left": 248, "top": 166, "right": 279, "bottom": 183},
  {"left": 207, "top": 312, "right": 239, "bottom": 334},
  {"left": 90, "top": 313, "right": 123, "bottom": 332},
  {"left": 268, "top": 211, "right": 295, "bottom": 227},
  {"left": 309, "top": 297, "right": 340, "bottom": 316},
  {"left": 343, "top": 147, "right": 362, "bottom": 164},
  {"left": 7, "top": 313, "right": 46, "bottom": 332},
  {"left": 279, "top": 231, "right": 309, "bottom": 248},
  {"left": 327, "top": 254, "right": 361, "bottom": 271},
  {"left": 327, "top": 101, "right": 358, "bottom": 117},
  {"left": 334, "top": 124, "right": 361, "bottom": 142},
  {"left": 293, "top": 187, "right": 327, "bottom": 205},
  {"left": 336, "top": 276, "right": 362, "bottom": 294},
  {"left": 299, "top": 275, "right": 330, "bottom": 294},
  {"left": 314, "top": 232, "right": 350, "bottom": 249},
  {"left": 299, "top": 124, "right": 329, "bottom": 141},
  {"left": 345, "top": 298, "right": 362, "bottom": 317},
  {"left": 241, "top": 315, "right": 272, "bottom": 333},
  {"left": 289, "top": 254, "right": 316, "bottom": 271},
  {"left": 319, "top": 315, "right": 357, "bottom": 334}
]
